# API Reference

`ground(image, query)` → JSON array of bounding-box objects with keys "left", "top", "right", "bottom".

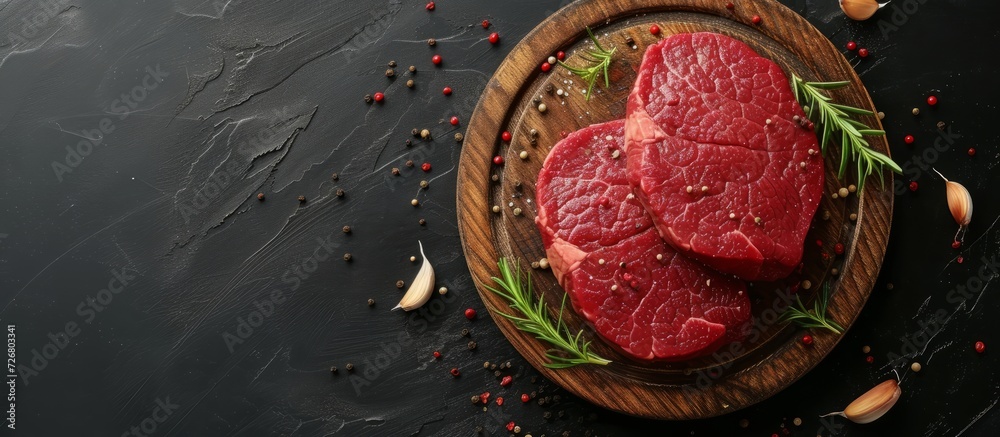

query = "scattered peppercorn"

[
  {"left": 461, "top": 328, "right": 470, "bottom": 337},
  {"left": 346, "top": 363, "right": 354, "bottom": 371},
  {"left": 625, "top": 36, "right": 635, "bottom": 46},
  {"left": 904, "top": 134, "right": 915, "bottom": 144},
  {"left": 406, "top": 79, "right": 414, "bottom": 88},
  {"left": 500, "top": 375, "right": 512, "bottom": 387},
  {"left": 433, "top": 351, "right": 441, "bottom": 359},
  {"left": 330, "top": 366, "right": 338, "bottom": 374},
  {"left": 465, "top": 308, "right": 477, "bottom": 320},
  {"left": 432, "top": 54, "right": 442, "bottom": 65},
  {"left": 364, "top": 94, "right": 373, "bottom": 103},
  {"left": 392, "top": 167, "right": 400, "bottom": 176},
  {"left": 927, "top": 95, "right": 938, "bottom": 106},
  {"left": 342, "top": 225, "right": 351, "bottom": 233},
  {"left": 367, "top": 298, "right": 375, "bottom": 306},
  {"left": 396, "top": 280, "right": 405, "bottom": 289},
  {"left": 975, "top": 341, "right": 986, "bottom": 353},
  {"left": 801, "top": 334, "right": 813, "bottom": 345},
  {"left": 454, "top": 133, "right": 464, "bottom": 142},
  {"left": 912, "top": 107, "right": 920, "bottom": 115},
  {"left": 496, "top": 397, "right": 504, "bottom": 406},
  {"left": 257, "top": 192, "right": 265, "bottom": 201},
  {"left": 336, "top": 188, "right": 345, "bottom": 197},
  {"left": 427, "top": 38, "right": 435, "bottom": 46},
  {"left": 343, "top": 253, "right": 352, "bottom": 261},
  {"left": 969, "top": 148, "right": 976, "bottom": 156},
  {"left": 421, "top": 162, "right": 432, "bottom": 172},
  {"left": 858, "top": 47, "right": 869, "bottom": 57},
  {"left": 909, "top": 181, "right": 918, "bottom": 192},
  {"left": 406, "top": 160, "right": 414, "bottom": 167},
  {"left": 450, "top": 116, "right": 459, "bottom": 125},
  {"left": 419, "top": 180, "right": 429, "bottom": 189},
  {"left": 488, "top": 32, "right": 500, "bottom": 44},
  {"left": 846, "top": 41, "right": 857, "bottom": 51},
  {"left": 373, "top": 92, "right": 385, "bottom": 102},
  {"left": 297, "top": 195, "right": 306, "bottom": 203},
  {"left": 411, "top": 199, "right": 419, "bottom": 206},
  {"left": 425, "top": 1, "right": 434, "bottom": 11},
  {"left": 725, "top": 2, "right": 735, "bottom": 9},
  {"left": 450, "top": 367, "right": 460, "bottom": 377},
  {"left": 937, "top": 121, "right": 946, "bottom": 130},
  {"left": 751, "top": 15, "right": 762, "bottom": 24},
  {"left": 649, "top": 24, "right": 661, "bottom": 35},
  {"left": 419, "top": 218, "right": 426, "bottom": 226},
  {"left": 540, "top": 62, "right": 551, "bottom": 72},
  {"left": 443, "top": 86, "right": 452, "bottom": 96},
  {"left": 421, "top": 129, "right": 431, "bottom": 139},
  {"left": 865, "top": 355, "right": 874, "bottom": 364},
  {"left": 467, "top": 341, "right": 477, "bottom": 350},
  {"left": 482, "top": 19, "right": 490, "bottom": 28},
  {"left": 834, "top": 243, "right": 845, "bottom": 254},
  {"left": 408, "top": 65, "right": 416, "bottom": 73},
  {"left": 493, "top": 155, "right": 505, "bottom": 165},
  {"left": 385, "top": 68, "right": 395, "bottom": 77},
  {"left": 544, "top": 83, "right": 554, "bottom": 94}
]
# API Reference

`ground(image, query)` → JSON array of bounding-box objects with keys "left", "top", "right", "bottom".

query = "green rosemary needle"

[
  {"left": 792, "top": 75, "right": 902, "bottom": 192},
  {"left": 780, "top": 282, "right": 844, "bottom": 334},
  {"left": 483, "top": 258, "right": 611, "bottom": 368},
  {"left": 557, "top": 27, "right": 616, "bottom": 101}
]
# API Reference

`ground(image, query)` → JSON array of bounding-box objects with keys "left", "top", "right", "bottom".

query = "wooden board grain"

[{"left": 456, "top": 0, "right": 893, "bottom": 420}]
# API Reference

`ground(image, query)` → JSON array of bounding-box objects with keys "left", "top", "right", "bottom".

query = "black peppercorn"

[
  {"left": 412, "top": 128, "right": 420, "bottom": 137},
  {"left": 331, "top": 172, "right": 339, "bottom": 181},
  {"left": 471, "top": 395, "right": 480, "bottom": 404},
  {"left": 544, "top": 83, "right": 554, "bottom": 93},
  {"left": 396, "top": 280, "right": 404, "bottom": 289},
  {"left": 392, "top": 167, "right": 400, "bottom": 176},
  {"left": 364, "top": 94, "right": 373, "bottom": 103},
  {"left": 335, "top": 189, "right": 345, "bottom": 197},
  {"left": 418, "top": 218, "right": 426, "bottom": 226},
  {"left": 342, "top": 225, "right": 351, "bottom": 233},
  {"left": 406, "top": 79, "right": 414, "bottom": 88},
  {"left": 454, "top": 132, "right": 464, "bottom": 142},
  {"left": 385, "top": 68, "right": 395, "bottom": 77},
  {"left": 408, "top": 65, "right": 416, "bottom": 73},
  {"left": 405, "top": 139, "right": 412, "bottom": 146},
  {"left": 330, "top": 366, "right": 338, "bottom": 374},
  {"left": 388, "top": 60, "right": 397, "bottom": 68},
  {"left": 467, "top": 341, "right": 477, "bottom": 350},
  {"left": 343, "top": 253, "right": 352, "bottom": 261},
  {"left": 405, "top": 160, "right": 414, "bottom": 167},
  {"left": 345, "top": 363, "right": 354, "bottom": 371},
  {"left": 367, "top": 298, "right": 375, "bottom": 306},
  {"left": 427, "top": 38, "right": 436, "bottom": 46},
  {"left": 494, "top": 370, "right": 501, "bottom": 377},
  {"left": 461, "top": 328, "right": 470, "bottom": 337},
  {"left": 297, "top": 195, "right": 306, "bottom": 203},
  {"left": 625, "top": 36, "right": 635, "bottom": 46}
]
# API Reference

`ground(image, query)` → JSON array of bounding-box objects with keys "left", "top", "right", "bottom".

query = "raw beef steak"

[
  {"left": 535, "top": 120, "right": 752, "bottom": 361},
  {"left": 624, "top": 32, "right": 824, "bottom": 281}
]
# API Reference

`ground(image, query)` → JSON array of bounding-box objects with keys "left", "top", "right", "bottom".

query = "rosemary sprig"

[
  {"left": 780, "top": 282, "right": 844, "bottom": 334},
  {"left": 483, "top": 258, "right": 611, "bottom": 368},
  {"left": 557, "top": 27, "right": 616, "bottom": 101},
  {"left": 792, "top": 75, "right": 902, "bottom": 192}
]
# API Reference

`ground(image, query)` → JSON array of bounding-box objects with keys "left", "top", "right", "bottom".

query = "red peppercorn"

[
  {"left": 751, "top": 15, "right": 762, "bottom": 25},
  {"left": 448, "top": 117, "right": 458, "bottom": 126},
  {"left": 500, "top": 375, "right": 512, "bottom": 387},
  {"left": 858, "top": 48, "right": 869, "bottom": 57},
  {"left": 968, "top": 148, "right": 977, "bottom": 156},
  {"left": 927, "top": 95, "right": 938, "bottom": 106},
  {"left": 431, "top": 54, "right": 442, "bottom": 65},
  {"left": 556, "top": 51, "right": 565, "bottom": 61},
  {"left": 521, "top": 393, "right": 530, "bottom": 403},
  {"left": 834, "top": 243, "right": 845, "bottom": 255},
  {"left": 433, "top": 351, "right": 442, "bottom": 359},
  {"left": 846, "top": 41, "right": 857, "bottom": 51},
  {"left": 425, "top": 1, "right": 435, "bottom": 11},
  {"left": 488, "top": 32, "right": 500, "bottom": 44},
  {"left": 816, "top": 239, "right": 823, "bottom": 247},
  {"left": 649, "top": 24, "right": 661, "bottom": 35},
  {"left": 540, "top": 62, "right": 551, "bottom": 72},
  {"left": 501, "top": 131, "right": 512, "bottom": 142},
  {"left": 801, "top": 334, "right": 814, "bottom": 345},
  {"left": 442, "top": 86, "right": 452, "bottom": 96},
  {"left": 958, "top": 256, "right": 965, "bottom": 264},
  {"left": 373, "top": 92, "right": 385, "bottom": 103},
  {"left": 450, "top": 367, "right": 460, "bottom": 377},
  {"left": 492, "top": 155, "right": 504, "bottom": 165},
  {"left": 560, "top": 130, "right": 568, "bottom": 138},
  {"left": 480, "top": 392, "right": 491, "bottom": 403},
  {"left": 622, "top": 273, "right": 633, "bottom": 282},
  {"left": 421, "top": 162, "right": 431, "bottom": 172},
  {"left": 726, "top": 2, "right": 734, "bottom": 10},
  {"left": 494, "top": 396, "right": 504, "bottom": 406},
  {"left": 465, "top": 308, "right": 477, "bottom": 320},
  {"left": 909, "top": 181, "right": 918, "bottom": 192},
  {"left": 506, "top": 422, "right": 516, "bottom": 432},
  {"left": 904, "top": 135, "right": 915, "bottom": 144},
  {"left": 481, "top": 19, "right": 490, "bottom": 28},
  {"left": 975, "top": 341, "right": 986, "bottom": 353},
  {"left": 866, "top": 355, "right": 874, "bottom": 364},
  {"left": 952, "top": 240, "right": 962, "bottom": 249}
]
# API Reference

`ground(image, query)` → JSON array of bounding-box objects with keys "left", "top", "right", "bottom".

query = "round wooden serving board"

[{"left": 456, "top": 0, "right": 893, "bottom": 420}]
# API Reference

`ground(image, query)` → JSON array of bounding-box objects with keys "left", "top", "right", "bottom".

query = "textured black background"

[{"left": 2, "top": 0, "right": 999, "bottom": 435}]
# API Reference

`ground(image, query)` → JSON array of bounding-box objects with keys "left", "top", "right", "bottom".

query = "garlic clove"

[
  {"left": 822, "top": 379, "right": 901, "bottom": 424},
  {"left": 933, "top": 169, "right": 973, "bottom": 226},
  {"left": 843, "top": 380, "right": 901, "bottom": 423},
  {"left": 393, "top": 241, "right": 435, "bottom": 311},
  {"left": 840, "top": 0, "right": 884, "bottom": 21}
]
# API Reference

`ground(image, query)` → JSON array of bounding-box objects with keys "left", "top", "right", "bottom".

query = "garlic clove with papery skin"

[
  {"left": 822, "top": 379, "right": 902, "bottom": 424},
  {"left": 393, "top": 241, "right": 435, "bottom": 311},
  {"left": 840, "top": 0, "right": 889, "bottom": 21},
  {"left": 933, "top": 169, "right": 973, "bottom": 242}
]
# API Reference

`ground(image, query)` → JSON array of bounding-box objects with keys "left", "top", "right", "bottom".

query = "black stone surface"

[{"left": 1, "top": 0, "right": 998, "bottom": 435}]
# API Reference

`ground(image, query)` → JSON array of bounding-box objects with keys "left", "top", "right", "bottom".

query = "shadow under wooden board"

[{"left": 456, "top": 0, "right": 894, "bottom": 420}]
